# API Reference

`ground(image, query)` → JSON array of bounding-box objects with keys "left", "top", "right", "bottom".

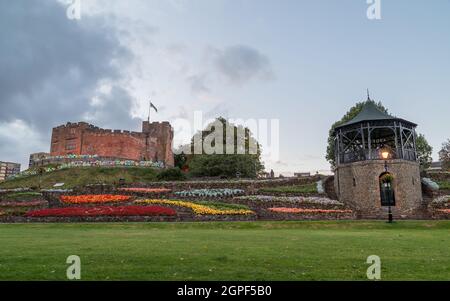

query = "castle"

[{"left": 44, "top": 120, "right": 174, "bottom": 167}]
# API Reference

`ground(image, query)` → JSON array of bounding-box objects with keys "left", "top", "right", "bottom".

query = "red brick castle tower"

[{"left": 50, "top": 121, "right": 174, "bottom": 167}]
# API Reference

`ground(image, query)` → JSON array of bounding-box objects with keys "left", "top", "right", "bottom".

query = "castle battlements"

[{"left": 49, "top": 120, "right": 174, "bottom": 167}]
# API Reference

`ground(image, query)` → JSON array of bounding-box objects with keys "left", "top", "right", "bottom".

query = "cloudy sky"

[{"left": 1, "top": 0, "right": 449, "bottom": 174}]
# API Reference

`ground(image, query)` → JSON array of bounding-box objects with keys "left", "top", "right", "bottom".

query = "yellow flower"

[{"left": 136, "top": 199, "right": 253, "bottom": 215}]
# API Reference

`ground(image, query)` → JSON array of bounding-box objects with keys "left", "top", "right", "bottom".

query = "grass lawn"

[
  {"left": 0, "top": 221, "right": 449, "bottom": 280},
  {"left": 260, "top": 183, "right": 318, "bottom": 194}
]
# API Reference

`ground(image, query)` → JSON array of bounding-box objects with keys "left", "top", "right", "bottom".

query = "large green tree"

[
  {"left": 326, "top": 99, "right": 388, "bottom": 169},
  {"left": 183, "top": 117, "right": 264, "bottom": 178},
  {"left": 416, "top": 134, "right": 433, "bottom": 171},
  {"left": 439, "top": 139, "right": 450, "bottom": 170}
]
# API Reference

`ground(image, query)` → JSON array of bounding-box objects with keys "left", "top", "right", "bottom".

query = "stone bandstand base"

[{"left": 335, "top": 160, "right": 424, "bottom": 219}]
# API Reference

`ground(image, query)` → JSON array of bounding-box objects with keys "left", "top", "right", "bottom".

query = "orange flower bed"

[
  {"left": 269, "top": 208, "right": 352, "bottom": 214},
  {"left": 437, "top": 209, "right": 450, "bottom": 214},
  {"left": 117, "top": 188, "right": 172, "bottom": 193},
  {"left": 60, "top": 194, "right": 132, "bottom": 204}
]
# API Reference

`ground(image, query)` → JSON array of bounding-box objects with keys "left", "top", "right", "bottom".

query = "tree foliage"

[
  {"left": 415, "top": 134, "right": 433, "bottom": 171},
  {"left": 184, "top": 117, "right": 264, "bottom": 178},
  {"left": 439, "top": 139, "right": 450, "bottom": 170}
]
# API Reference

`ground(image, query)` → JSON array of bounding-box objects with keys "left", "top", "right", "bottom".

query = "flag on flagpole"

[
  {"left": 148, "top": 100, "right": 158, "bottom": 122},
  {"left": 150, "top": 102, "right": 158, "bottom": 112}
]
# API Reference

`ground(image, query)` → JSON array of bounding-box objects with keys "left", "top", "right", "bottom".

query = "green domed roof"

[{"left": 335, "top": 101, "right": 417, "bottom": 129}]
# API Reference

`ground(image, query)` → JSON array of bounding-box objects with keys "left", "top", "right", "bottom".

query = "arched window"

[{"left": 379, "top": 172, "right": 395, "bottom": 206}]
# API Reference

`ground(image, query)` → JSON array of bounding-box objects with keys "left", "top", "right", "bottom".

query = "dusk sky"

[{"left": 1, "top": 0, "right": 449, "bottom": 174}]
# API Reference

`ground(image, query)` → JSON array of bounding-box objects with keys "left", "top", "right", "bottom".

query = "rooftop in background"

[{"left": 428, "top": 161, "right": 443, "bottom": 171}]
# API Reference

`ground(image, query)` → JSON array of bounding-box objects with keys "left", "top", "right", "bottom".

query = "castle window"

[
  {"left": 353, "top": 178, "right": 356, "bottom": 187},
  {"left": 65, "top": 141, "right": 76, "bottom": 150}
]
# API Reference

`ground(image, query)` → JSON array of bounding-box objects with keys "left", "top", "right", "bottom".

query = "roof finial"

[{"left": 367, "top": 88, "right": 371, "bottom": 101}]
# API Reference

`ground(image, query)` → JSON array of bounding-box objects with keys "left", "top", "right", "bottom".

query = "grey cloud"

[
  {"left": 0, "top": 0, "right": 135, "bottom": 135},
  {"left": 187, "top": 74, "right": 210, "bottom": 95},
  {"left": 185, "top": 45, "right": 274, "bottom": 95},
  {"left": 84, "top": 87, "right": 141, "bottom": 131},
  {"left": 213, "top": 45, "right": 275, "bottom": 85}
]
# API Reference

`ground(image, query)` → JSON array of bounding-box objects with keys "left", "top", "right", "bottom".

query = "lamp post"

[{"left": 381, "top": 150, "right": 393, "bottom": 223}]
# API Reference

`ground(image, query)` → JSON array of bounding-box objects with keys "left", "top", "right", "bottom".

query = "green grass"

[
  {"left": 437, "top": 181, "right": 450, "bottom": 190},
  {"left": 260, "top": 183, "right": 317, "bottom": 194},
  {"left": 0, "top": 167, "right": 160, "bottom": 189},
  {"left": 1, "top": 192, "right": 42, "bottom": 201},
  {"left": 0, "top": 221, "right": 449, "bottom": 280}
]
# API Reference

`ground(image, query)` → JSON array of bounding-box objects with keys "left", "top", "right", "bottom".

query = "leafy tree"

[
  {"left": 415, "top": 134, "right": 433, "bottom": 171},
  {"left": 174, "top": 152, "right": 187, "bottom": 170},
  {"left": 326, "top": 99, "right": 388, "bottom": 168},
  {"left": 439, "top": 139, "right": 450, "bottom": 170},
  {"left": 186, "top": 117, "right": 264, "bottom": 178}
]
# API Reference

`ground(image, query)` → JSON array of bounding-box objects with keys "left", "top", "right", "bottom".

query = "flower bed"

[
  {"left": 268, "top": 207, "right": 352, "bottom": 214},
  {"left": 430, "top": 195, "right": 450, "bottom": 209},
  {"left": 25, "top": 205, "right": 176, "bottom": 217},
  {"left": 60, "top": 194, "right": 132, "bottom": 204},
  {"left": 436, "top": 209, "right": 450, "bottom": 214},
  {"left": 137, "top": 199, "right": 253, "bottom": 215},
  {"left": 0, "top": 200, "right": 48, "bottom": 207},
  {"left": 117, "top": 188, "right": 171, "bottom": 193},
  {"left": 174, "top": 189, "right": 244, "bottom": 197}
]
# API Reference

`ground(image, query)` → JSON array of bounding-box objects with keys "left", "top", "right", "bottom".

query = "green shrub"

[
  {"left": 437, "top": 181, "right": 450, "bottom": 190},
  {"left": 157, "top": 168, "right": 186, "bottom": 181},
  {"left": 3, "top": 192, "right": 42, "bottom": 201}
]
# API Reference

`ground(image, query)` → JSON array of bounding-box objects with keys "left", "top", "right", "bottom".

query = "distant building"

[
  {"left": 0, "top": 161, "right": 21, "bottom": 181},
  {"left": 29, "top": 152, "right": 50, "bottom": 168},
  {"left": 294, "top": 172, "right": 311, "bottom": 177},
  {"left": 428, "top": 161, "right": 442, "bottom": 172}
]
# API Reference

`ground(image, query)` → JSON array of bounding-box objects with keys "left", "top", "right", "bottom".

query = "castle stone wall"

[{"left": 50, "top": 121, "right": 174, "bottom": 167}]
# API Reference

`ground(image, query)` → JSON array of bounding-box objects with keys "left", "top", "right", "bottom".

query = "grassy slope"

[
  {"left": 0, "top": 221, "right": 449, "bottom": 280},
  {"left": 260, "top": 183, "right": 318, "bottom": 194},
  {"left": 0, "top": 167, "right": 159, "bottom": 189}
]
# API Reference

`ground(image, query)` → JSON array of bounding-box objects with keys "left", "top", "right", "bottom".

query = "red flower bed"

[
  {"left": 269, "top": 208, "right": 352, "bottom": 214},
  {"left": 60, "top": 194, "right": 132, "bottom": 204},
  {"left": 117, "top": 188, "right": 172, "bottom": 193},
  {"left": 25, "top": 206, "right": 176, "bottom": 217},
  {"left": 437, "top": 209, "right": 450, "bottom": 214}
]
